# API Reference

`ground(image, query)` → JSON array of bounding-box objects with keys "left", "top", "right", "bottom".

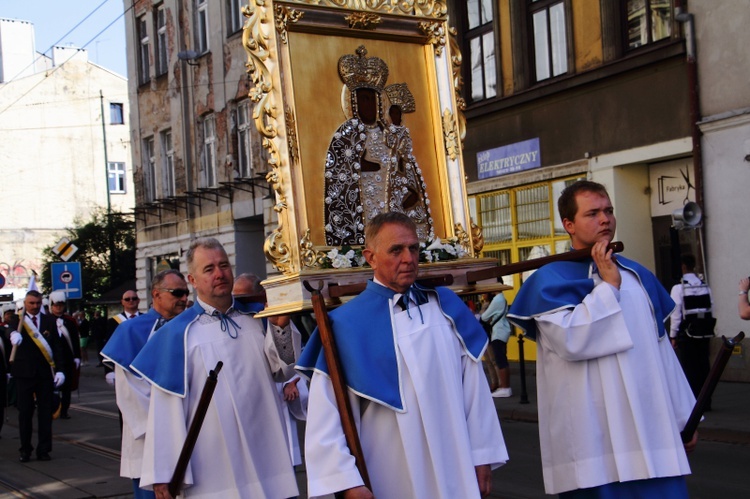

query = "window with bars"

[
  {"left": 138, "top": 15, "right": 150, "bottom": 84},
  {"left": 625, "top": 0, "right": 672, "bottom": 50},
  {"left": 530, "top": 0, "right": 569, "bottom": 82},
  {"left": 201, "top": 115, "right": 217, "bottom": 188},
  {"left": 463, "top": 0, "right": 498, "bottom": 103},
  {"left": 196, "top": 0, "right": 209, "bottom": 54},
  {"left": 161, "top": 129, "right": 175, "bottom": 198},
  {"left": 228, "top": 0, "right": 245, "bottom": 34},
  {"left": 155, "top": 5, "right": 168, "bottom": 76},
  {"left": 143, "top": 137, "right": 156, "bottom": 202},
  {"left": 473, "top": 175, "right": 584, "bottom": 287}
]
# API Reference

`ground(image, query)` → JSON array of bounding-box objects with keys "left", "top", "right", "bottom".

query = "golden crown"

[
  {"left": 338, "top": 45, "right": 389, "bottom": 93},
  {"left": 385, "top": 83, "right": 416, "bottom": 113}
]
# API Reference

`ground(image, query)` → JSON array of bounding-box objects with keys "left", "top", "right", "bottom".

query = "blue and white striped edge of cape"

[
  {"left": 295, "top": 280, "right": 488, "bottom": 413},
  {"left": 130, "top": 300, "right": 265, "bottom": 397},
  {"left": 507, "top": 255, "right": 675, "bottom": 341},
  {"left": 101, "top": 308, "right": 161, "bottom": 376}
]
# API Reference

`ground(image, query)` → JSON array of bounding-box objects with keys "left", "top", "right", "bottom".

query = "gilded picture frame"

[{"left": 243, "top": 1, "right": 497, "bottom": 312}]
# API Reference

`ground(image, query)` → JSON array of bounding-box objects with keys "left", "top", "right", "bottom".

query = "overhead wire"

[
  {"left": 1, "top": 0, "right": 112, "bottom": 86},
  {"left": 0, "top": 0, "right": 135, "bottom": 118}
]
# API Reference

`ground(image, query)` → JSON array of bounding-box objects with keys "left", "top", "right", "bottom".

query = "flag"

[{"left": 28, "top": 272, "right": 39, "bottom": 292}]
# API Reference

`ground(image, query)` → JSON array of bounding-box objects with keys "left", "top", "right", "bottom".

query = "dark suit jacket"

[
  {"left": 0, "top": 326, "right": 11, "bottom": 377},
  {"left": 9, "top": 314, "right": 66, "bottom": 380},
  {"left": 52, "top": 315, "right": 81, "bottom": 376}
]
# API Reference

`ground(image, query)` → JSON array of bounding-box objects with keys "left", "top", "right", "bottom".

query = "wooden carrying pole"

[
  {"left": 304, "top": 281, "right": 371, "bottom": 490},
  {"left": 10, "top": 307, "right": 25, "bottom": 363},
  {"left": 681, "top": 332, "right": 745, "bottom": 443},
  {"left": 466, "top": 242, "right": 624, "bottom": 284},
  {"left": 168, "top": 361, "right": 224, "bottom": 497}
]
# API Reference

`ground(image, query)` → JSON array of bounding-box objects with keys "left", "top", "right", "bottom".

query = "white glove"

[
  {"left": 74, "top": 358, "right": 81, "bottom": 369},
  {"left": 105, "top": 371, "right": 116, "bottom": 386},
  {"left": 10, "top": 331, "right": 22, "bottom": 346},
  {"left": 54, "top": 372, "right": 66, "bottom": 388}
]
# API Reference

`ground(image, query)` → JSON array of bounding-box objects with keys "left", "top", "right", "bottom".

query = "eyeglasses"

[
  {"left": 123, "top": 297, "right": 140, "bottom": 302},
  {"left": 159, "top": 288, "right": 190, "bottom": 298}
]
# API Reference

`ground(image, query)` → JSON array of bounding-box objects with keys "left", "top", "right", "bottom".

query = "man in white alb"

[
  {"left": 131, "top": 238, "right": 300, "bottom": 498},
  {"left": 297, "top": 212, "right": 508, "bottom": 498}
]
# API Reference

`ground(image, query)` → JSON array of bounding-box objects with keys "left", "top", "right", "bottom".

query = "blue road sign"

[{"left": 51, "top": 262, "right": 83, "bottom": 299}]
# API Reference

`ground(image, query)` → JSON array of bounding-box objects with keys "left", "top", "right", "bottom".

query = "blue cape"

[
  {"left": 296, "top": 280, "right": 487, "bottom": 412},
  {"left": 507, "top": 255, "right": 675, "bottom": 340},
  {"left": 100, "top": 308, "right": 161, "bottom": 374},
  {"left": 130, "top": 300, "right": 264, "bottom": 397}
]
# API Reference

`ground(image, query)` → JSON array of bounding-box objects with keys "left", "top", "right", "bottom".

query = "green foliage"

[{"left": 40, "top": 209, "right": 136, "bottom": 302}]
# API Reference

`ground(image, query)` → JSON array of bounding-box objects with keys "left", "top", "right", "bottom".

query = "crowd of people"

[{"left": 2, "top": 179, "right": 745, "bottom": 498}]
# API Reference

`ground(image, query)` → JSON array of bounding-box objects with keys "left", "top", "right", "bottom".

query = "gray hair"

[
  {"left": 234, "top": 273, "right": 264, "bottom": 295},
  {"left": 186, "top": 237, "right": 226, "bottom": 274},
  {"left": 152, "top": 269, "right": 185, "bottom": 289}
]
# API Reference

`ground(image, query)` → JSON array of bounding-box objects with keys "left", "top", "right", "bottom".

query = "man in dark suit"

[
  {"left": 0, "top": 308, "right": 13, "bottom": 437},
  {"left": 48, "top": 291, "right": 81, "bottom": 419},
  {"left": 9, "top": 290, "right": 67, "bottom": 462}
]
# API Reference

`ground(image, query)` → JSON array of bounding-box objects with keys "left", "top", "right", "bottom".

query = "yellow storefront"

[{"left": 469, "top": 175, "right": 585, "bottom": 362}]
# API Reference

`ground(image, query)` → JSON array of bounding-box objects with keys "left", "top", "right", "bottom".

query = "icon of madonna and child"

[{"left": 324, "top": 45, "right": 434, "bottom": 246}]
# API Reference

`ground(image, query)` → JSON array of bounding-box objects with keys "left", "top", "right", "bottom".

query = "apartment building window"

[
  {"left": 201, "top": 114, "right": 217, "bottom": 187},
  {"left": 161, "top": 130, "right": 175, "bottom": 198},
  {"left": 228, "top": 0, "right": 245, "bottom": 34},
  {"left": 463, "top": 0, "right": 497, "bottom": 103},
  {"left": 530, "top": 0, "right": 569, "bottom": 82},
  {"left": 143, "top": 137, "right": 156, "bottom": 202},
  {"left": 110, "top": 103, "right": 124, "bottom": 124},
  {"left": 196, "top": 0, "right": 209, "bottom": 54},
  {"left": 155, "top": 5, "right": 168, "bottom": 76},
  {"left": 626, "top": 0, "right": 672, "bottom": 49},
  {"left": 237, "top": 100, "right": 253, "bottom": 178},
  {"left": 138, "top": 15, "right": 150, "bottom": 84},
  {"left": 108, "top": 162, "right": 126, "bottom": 193}
]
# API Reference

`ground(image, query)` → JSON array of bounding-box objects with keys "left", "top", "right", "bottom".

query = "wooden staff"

[
  {"left": 303, "top": 280, "right": 371, "bottom": 490},
  {"left": 10, "top": 307, "right": 24, "bottom": 363},
  {"left": 467, "top": 242, "right": 625, "bottom": 283},
  {"left": 680, "top": 332, "right": 745, "bottom": 443},
  {"left": 168, "top": 361, "right": 224, "bottom": 498}
]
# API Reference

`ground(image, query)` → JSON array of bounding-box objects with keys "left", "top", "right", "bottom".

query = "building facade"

[
  {"left": 0, "top": 18, "right": 133, "bottom": 290},
  {"left": 124, "top": 0, "right": 272, "bottom": 300},
  {"left": 450, "top": 0, "right": 748, "bottom": 379},
  {"left": 691, "top": 1, "right": 750, "bottom": 380}
]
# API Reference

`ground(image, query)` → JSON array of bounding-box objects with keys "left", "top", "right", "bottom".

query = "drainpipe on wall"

[{"left": 675, "top": 4, "right": 703, "bottom": 208}]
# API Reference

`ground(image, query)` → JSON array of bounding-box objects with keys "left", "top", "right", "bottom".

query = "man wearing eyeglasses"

[
  {"left": 106, "top": 290, "right": 143, "bottom": 344},
  {"left": 101, "top": 290, "right": 144, "bottom": 381},
  {"left": 101, "top": 269, "right": 189, "bottom": 499}
]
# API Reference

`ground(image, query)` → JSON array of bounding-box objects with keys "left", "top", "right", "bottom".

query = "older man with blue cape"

[{"left": 297, "top": 212, "right": 508, "bottom": 499}]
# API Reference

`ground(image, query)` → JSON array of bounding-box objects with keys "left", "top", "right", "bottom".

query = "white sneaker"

[{"left": 491, "top": 387, "right": 512, "bottom": 398}]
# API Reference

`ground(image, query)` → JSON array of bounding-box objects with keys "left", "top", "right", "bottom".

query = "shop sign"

[{"left": 477, "top": 138, "right": 541, "bottom": 179}]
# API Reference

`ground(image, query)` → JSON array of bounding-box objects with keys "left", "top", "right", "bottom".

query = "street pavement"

[{"left": 0, "top": 358, "right": 747, "bottom": 498}]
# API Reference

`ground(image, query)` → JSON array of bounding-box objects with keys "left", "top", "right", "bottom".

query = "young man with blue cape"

[{"left": 508, "top": 180, "right": 697, "bottom": 498}]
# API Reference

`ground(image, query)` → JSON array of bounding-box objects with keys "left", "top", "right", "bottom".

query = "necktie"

[
  {"left": 129, "top": 314, "right": 136, "bottom": 319},
  {"left": 32, "top": 315, "right": 38, "bottom": 328},
  {"left": 154, "top": 317, "right": 167, "bottom": 331},
  {"left": 396, "top": 295, "right": 407, "bottom": 311}
]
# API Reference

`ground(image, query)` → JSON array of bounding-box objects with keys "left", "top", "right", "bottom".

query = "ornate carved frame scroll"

[{"left": 243, "top": 1, "right": 496, "bottom": 313}]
